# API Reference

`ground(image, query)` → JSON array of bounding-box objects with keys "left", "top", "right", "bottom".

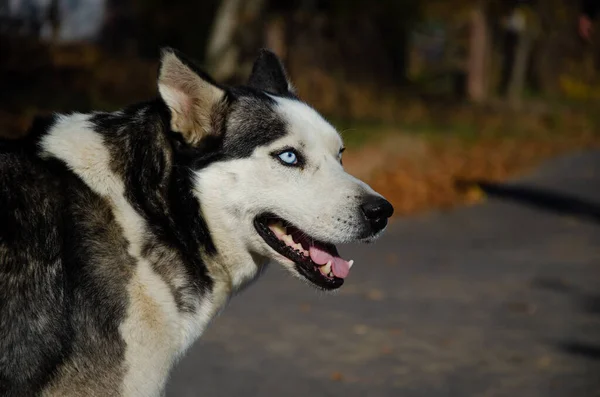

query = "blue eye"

[{"left": 278, "top": 151, "right": 298, "bottom": 165}]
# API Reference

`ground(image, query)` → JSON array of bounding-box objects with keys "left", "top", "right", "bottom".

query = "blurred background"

[
  {"left": 1, "top": 0, "right": 600, "bottom": 212},
  {"left": 2, "top": 0, "right": 600, "bottom": 396}
]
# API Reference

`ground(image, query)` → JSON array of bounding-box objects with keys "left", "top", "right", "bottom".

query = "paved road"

[{"left": 167, "top": 151, "right": 600, "bottom": 397}]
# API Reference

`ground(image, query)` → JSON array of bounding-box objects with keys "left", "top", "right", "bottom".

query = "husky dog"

[{"left": 0, "top": 48, "right": 393, "bottom": 396}]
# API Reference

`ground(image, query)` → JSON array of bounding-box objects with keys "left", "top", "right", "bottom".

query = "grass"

[{"left": 331, "top": 98, "right": 600, "bottom": 152}]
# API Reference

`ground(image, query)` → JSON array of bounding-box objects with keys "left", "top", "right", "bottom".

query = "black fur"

[
  {"left": 0, "top": 147, "right": 73, "bottom": 396},
  {"left": 247, "top": 49, "right": 296, "bottom": 97},
  {"left": 223, "top": 87, "right": 289, "bottom": 158}
]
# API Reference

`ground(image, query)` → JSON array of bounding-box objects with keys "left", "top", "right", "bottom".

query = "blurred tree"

[
  {"left": 126, "top": 0, "right": 220, "bottom": 60},
  {"left": 498, "top": 1, "right": 540, "bottom": 107},
  {"left": 579, "top": 0, "right": 599, "bottom": 41},
  {"left": 2, "top": 0, "right": 596, "bottom": 127},
  {"left": 205, "top": 0, "right": 268, "bottom": 83},
  {"left": 202, "top": 0, "right": 421, "bottom": 86},
  {"left": 99, "top": 0, "right": 138, "bottom": 54},
  {"left": 48, "top": 0, "right": 60, "bottom": 43},
  {"left": 531, "top": 0, "right": 589, "bottom": 97},
  {"left": 467, "top": 0, "right": 491, "bottom": 102}
]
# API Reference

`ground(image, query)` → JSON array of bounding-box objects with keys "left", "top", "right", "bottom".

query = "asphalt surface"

[{"left": 167, "top": 151, "right": 600, "bottom": 397}]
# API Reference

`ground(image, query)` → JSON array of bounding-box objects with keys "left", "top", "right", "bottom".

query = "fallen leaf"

[
  {"left": 353, "top": 325, "right": 368, "bottom": 335},
  {"left": 365, "top": 289, "right": 385, "bottom": 301},
  {"left": 385, "top": 253, "right": 398, "bottom": 265}
]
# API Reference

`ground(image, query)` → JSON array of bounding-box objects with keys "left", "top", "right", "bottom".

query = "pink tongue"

[
  {"left": 332, "top": 257, "right": 350, "bottom": 278},
  {"left": 308, "top": 245, "right": 331, "bottom": 265},
  {"left": 308, "top": 245, "right": 351, "bottom": 279}
]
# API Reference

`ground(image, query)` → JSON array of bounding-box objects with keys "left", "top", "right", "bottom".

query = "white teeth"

[
  {"left": 325, "top": 260, "right": 332, "bottom": 274},
  {"left": 320, "top": 260, "right": 332, "bottom": 276},
  {"left": 276, "top": 231, "right": 309, "bottom": 255},
  {"left": 281, "top": 234, "right": 294, "bottom": 246},
  {"left": 269, "top": 222, "right": 287, "bottom": 237},
  {"left": 348, "top": 260, "right": 354, "bottom": 269}
]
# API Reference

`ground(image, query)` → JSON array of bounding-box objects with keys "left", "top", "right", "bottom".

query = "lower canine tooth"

[
  {"left": 276, "top": 221, "right": 286, "bottom": 233},
  {"left": 320, "top": 260, "right": 332, "bottom": 276},
  {"left": 348, "top": 260, "right": 354, "bottom": 269}
]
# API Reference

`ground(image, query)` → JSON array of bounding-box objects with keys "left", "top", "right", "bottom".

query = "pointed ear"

[
  {"left": 158, "top": 48, "right": 226, "bottom": 145},
  {"left": 247, "top": 49, "right": 294, "bottom": 96}
]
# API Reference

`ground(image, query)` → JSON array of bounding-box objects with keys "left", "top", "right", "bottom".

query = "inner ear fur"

[{"left": 158, "top": 48, "right": 226, "bottom": 145}]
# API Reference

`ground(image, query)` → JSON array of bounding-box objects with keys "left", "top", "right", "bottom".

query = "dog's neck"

[
  {"left": 193, "top": 171, "right": 267, "bottom": 294},
  {"left": 201, "top": 216, "right": 268, "bottom": 295}
]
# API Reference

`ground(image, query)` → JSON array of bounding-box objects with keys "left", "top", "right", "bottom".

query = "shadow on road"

[
  {"left": 530, "top": 277, "right": 600, "bottom": 362},
  {"left": 531, "top": 277, "right": 600, "bottom": 317},
  {"left": 581, "top": 295, "right": 600, "bottom": 316},
  {"left": 455, "top": 180, "right": 600, "bottom": 224},
  {"left": 556, "top": 341, "right": 600, "bottom": 361}
]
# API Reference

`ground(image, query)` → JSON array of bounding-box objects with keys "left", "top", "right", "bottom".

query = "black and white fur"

[{"left": 0, "top": 48, "right": 393, "bottom": 396}]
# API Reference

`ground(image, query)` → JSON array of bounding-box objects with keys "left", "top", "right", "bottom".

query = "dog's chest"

[{"left": 119, "top": 262, "right": 218, "bottom": 397}]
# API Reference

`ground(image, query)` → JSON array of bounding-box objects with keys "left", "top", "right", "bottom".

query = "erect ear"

[
  {"left": 158, "top": 48, "right": 226, "bottom": 145},
  {"left": 247, "top": 49, "right": 294, "bottom": 96}
]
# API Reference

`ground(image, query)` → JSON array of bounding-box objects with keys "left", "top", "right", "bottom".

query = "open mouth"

[{"left": 254, "top": 213, "right": 354, "bottom": 290}]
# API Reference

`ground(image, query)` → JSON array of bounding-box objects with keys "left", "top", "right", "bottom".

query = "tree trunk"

[
  {"left": 48, "top": 0, "right": 60, "bottom": 43},
  {"left": 467, "top": 1, "right": 490, "bottom": 103},
  {"left": 507, "top": 31, "right": 533, "bottom": 108},
  {"left": 205, "top": 0, "right": 267, "bottom": 83},
  {"left": 265, "top": 15, "right": 287, "bottom": 62}
]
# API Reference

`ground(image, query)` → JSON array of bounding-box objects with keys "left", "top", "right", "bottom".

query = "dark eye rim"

[{"left": 271, "top": 147, "right": 305, "bottom": 168}]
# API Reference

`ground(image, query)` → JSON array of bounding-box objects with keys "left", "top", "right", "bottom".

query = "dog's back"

[{"left": 0, "top": 132, "right": 130, "bottom": 396}]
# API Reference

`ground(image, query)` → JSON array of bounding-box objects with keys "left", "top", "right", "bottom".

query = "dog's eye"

[{"left": 278, "top": 151, "right": 298, "bottom": 165}]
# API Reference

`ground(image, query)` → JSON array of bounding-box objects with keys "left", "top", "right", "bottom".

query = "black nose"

[{"left": 360, "top": 196, "right": 394, "bottom": 233}]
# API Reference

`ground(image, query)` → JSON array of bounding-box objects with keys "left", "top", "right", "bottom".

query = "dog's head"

[{"left": 158, "top": 48, "right": 393, "bottom": 290}]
